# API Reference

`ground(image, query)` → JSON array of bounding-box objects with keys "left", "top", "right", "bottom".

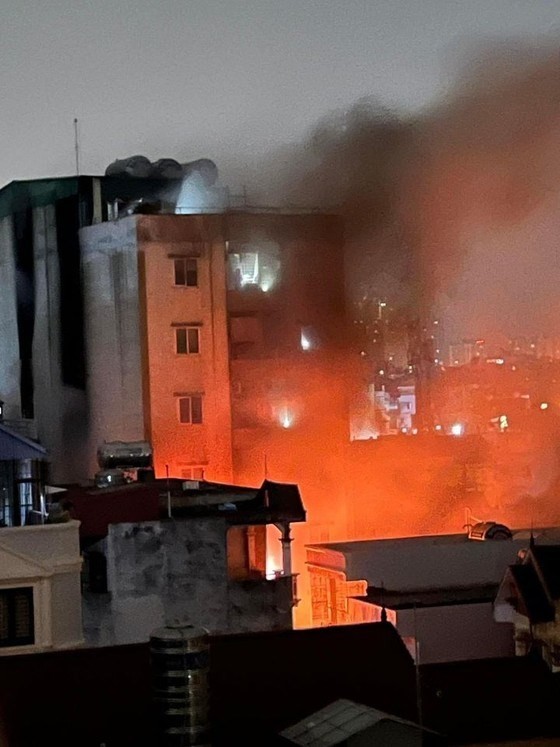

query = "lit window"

[
  {"left": 0, "top": 588, "right": 34, "bottom": 648},
  {"left": 177, "top": 395, "right": 203, "bottom": 424},
  {"left": 175, "top": 327, "right": 200, "bottom": 354},
  {"left": 227, "top": 242, "right": 280, "bottom": 292},
  {"left": 174, "top": 258, "right": 198, "bottom": 287}
]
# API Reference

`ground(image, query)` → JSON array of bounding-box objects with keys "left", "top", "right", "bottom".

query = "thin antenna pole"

[
  {"left": 263, "top": 452, "right": 268, "bottom": 479},
  {"left": 413, "top": 603, "right": 423, "bottom": 729},
  {"left": 73, "top": 118, "right": 80, "bottom": 176}
]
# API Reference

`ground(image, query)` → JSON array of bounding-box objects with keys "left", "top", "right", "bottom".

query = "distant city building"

[{"left": 449, "top": 339, "right": 485, "bottom": 367}]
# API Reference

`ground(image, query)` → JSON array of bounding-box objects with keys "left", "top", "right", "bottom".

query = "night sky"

[{"left": 2, "top": 1, "right": 560, "bottom": 190}]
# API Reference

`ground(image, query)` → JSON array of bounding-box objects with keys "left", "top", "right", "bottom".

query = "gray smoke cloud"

[{"left": 256, "top": 40, "right": 560, "bottom": 349}]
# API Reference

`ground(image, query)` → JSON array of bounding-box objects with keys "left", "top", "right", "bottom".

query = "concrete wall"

[
  {"left": 50, "top": 571, "right": 83, "bottom": 648},
  {"left": 137, "top": 215, "right": 233, "bottom": 481},
  {"left": 32, "top": 206, "right": 88, "bottom": 482},
  {"left": 106, "top": 518, "right": 295, "bottom": 642},
  {"left": 397, "top": 601, "right": 514, "bottom": 665},
  {"left": 323, "top": 535, "right": 530, "bottom": 591},
  {"left": 107, "top": 517, "right": 229, "bottom": 641},
  {"left": 0, "top": 216, "right": 21, "bottom": 419},
  {"left": 80, "top": 217, "right": 145, "bottom": 477}
]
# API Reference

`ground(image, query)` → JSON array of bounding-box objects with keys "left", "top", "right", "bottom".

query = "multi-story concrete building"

[
  {"left": 80, "top": 209, "right": 347, "bottom": 484},
  {"left": 0, "top": 175, "right": 348, "bottom": 492}
]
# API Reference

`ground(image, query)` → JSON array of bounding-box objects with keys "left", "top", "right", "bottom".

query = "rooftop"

[
  {"left": 63, "top": 478, "right": 305, "bottom": 541},
  {"left": 363, "top": 583, "right": 499, "bottom": 610},
  {"left": 0, "top": 422, "right": 46, "bottom": 461}
]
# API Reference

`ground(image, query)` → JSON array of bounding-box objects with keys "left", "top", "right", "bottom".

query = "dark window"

[
  {"left": 176, "top": 327, "right": 200, "bottom": 354},
  {"left": 174, "top": 258, "right": 198, "bottom": 287},
  {"left": 0, "top": 587, "right": 34, "bottom": 647},
  {"left": 178, "top": 395, "right": 203, "bottom": 424},
  {"left": 55, "top": 195, "right": 86, "bottom": 389}
]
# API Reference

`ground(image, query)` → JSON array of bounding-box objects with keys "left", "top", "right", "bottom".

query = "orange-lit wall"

[{"left": 137, "top": 215, "right": 233, "bottom": 482}]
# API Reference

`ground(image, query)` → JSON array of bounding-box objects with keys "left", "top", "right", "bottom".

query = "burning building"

[{"left": 0, "top": 169, "right": 349, "bottom": 491}]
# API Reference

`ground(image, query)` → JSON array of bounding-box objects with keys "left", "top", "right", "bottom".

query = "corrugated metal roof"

[
  {"left": 0, "top": 423, "right": 47, "bottom": 460},
  {"left": 281, "top": 699, "right": 432, "bottom": 746}
]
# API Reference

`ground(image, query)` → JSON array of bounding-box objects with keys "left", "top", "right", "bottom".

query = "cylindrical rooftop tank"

[
  {"left": 150, "top": 625, "right": 210, "bottom": 746},
  {"left": 105, "top": 155, "right": 153, "bottom": 178},
  {"left": 97, "top": 441, "right": 153, "bottom": 469},
  {"left": 181, "top": 159, "right": 218, "bottom": 187}
]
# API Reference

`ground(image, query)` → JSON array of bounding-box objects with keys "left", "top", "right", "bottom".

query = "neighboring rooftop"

[
  {"left": 363, "top": 583, "right": 500, "bottom": 610},
  {"left": 280, "top": 698, "right": 443, "bottom": 746},
  {"left": 63, "top": 478, "right": 305, "bottom": 542},
  {"left": 0, "top": 422, "right": 46, "bottom": 461}
]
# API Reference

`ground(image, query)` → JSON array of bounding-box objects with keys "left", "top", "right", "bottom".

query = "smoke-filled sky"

[
  {"left": 4, "top": 1, "right": 560, "bottom": 344},
  {"left": 1, "top": 0, "right": 560, "bottom": 189}
]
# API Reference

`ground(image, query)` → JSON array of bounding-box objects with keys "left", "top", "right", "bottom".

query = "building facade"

[
  {"left": 0, "top": 520, "right": 83, "bottom": 654},
  {"left": 306, "top": 529, "right": 543, "bottom": 663},
  {"left": 80, "top": 211, "right": 348, "bottom": 486}
]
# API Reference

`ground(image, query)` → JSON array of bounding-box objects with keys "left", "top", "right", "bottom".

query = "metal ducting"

[
  {"left": 105, "top": 156, "right": 219, "bottom": 185},
  {"left": 181, "top": 159, "right": 218, "bottom": 186},
  {"left": 152, "top": 158, "right": 184, "bottom": 179},
  {"left": 105, "top": 155, "right": 153, "bottom": 178}
]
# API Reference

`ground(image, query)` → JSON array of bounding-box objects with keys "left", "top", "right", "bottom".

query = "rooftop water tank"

[
  {"left": 105, "top": 155, "right": 153, "bottom": 178},
  {"left": 150, "top": 624, "right": 210, "bottom": 746}
]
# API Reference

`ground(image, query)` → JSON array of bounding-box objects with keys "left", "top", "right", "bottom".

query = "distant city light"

[
  {"left": 451, "top": 423, "right": 464, "bottom": 437},
  {"left": 300, "top": 330, "right": 311, "bottom": 351},
  {"left": 435, "top": 424, "right": 442, "bottom": 431},
  {"left": 499, "top": 415, "right": 509, "bottom": 432},
  {"left": 496, "top": 358, "right": 504, "bottom": 365},
  {"left": 540, "top": 402, "right": 549, "bottom": 410},
  {"left": 378, "top": 369, "right": 385, "bottom": 376}
]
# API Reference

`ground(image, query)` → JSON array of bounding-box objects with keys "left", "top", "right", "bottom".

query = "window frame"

[
  {"left": 177, "top": 394, "right": 203, "bottom": 425},
  {"left": 173, "top": 257, "right": 198, "bottom": 287},
  {"left": 175, "top": 326, "right": 200, "bottom": 355}
]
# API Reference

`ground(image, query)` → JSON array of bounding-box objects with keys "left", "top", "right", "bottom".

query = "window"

[
  {"left": 178, "top": 395, "right": 203, "bottom": 424},
  {"left": 174, "top": 258, "right": 198, "bottom": 287},
  {"left": 227, "top": 241, "right": 281, "bottom": 292},
  {"left": 0, "top": 587, "right": 34, "bottom": 648},
  {"left": 181, "top": 466, "right": 205, "bottom": 480},
  {"left": 175, "top": 327, "right": 200, "bottom": 354}
]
